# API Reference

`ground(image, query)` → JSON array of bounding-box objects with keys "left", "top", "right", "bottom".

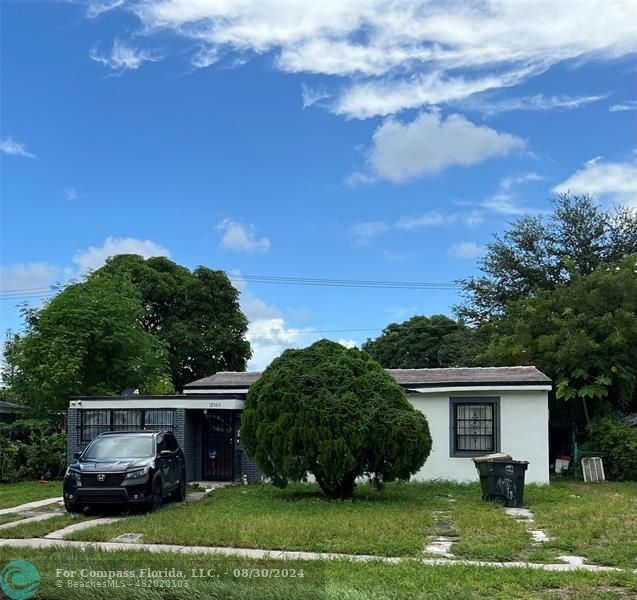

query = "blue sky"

[{"left": 1, "top": 0, "right": 636, "bottom": 369}]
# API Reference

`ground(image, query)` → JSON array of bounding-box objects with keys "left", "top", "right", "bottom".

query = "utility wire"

[{"left": 0, "top": 274, "right": 461, "bottom": 300}]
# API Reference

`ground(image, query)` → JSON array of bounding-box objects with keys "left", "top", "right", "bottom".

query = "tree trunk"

[{"left": 581, "top": 396, "right": 590, "bottom": 426}]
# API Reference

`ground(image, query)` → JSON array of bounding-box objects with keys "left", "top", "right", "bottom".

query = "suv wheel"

[
  {"left": 64, "top": 501, "right": 82, "bottom": 514},
  {"left": 171, "top": 471, "right": 187, "bottom": 502},
  {"left": 148, "top": 477, "right": 162, "bottom": 512}
]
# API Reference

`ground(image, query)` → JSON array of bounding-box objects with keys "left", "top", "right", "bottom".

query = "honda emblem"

[{"left": 97, "top": 474, "right": 106, "bottom": 482}]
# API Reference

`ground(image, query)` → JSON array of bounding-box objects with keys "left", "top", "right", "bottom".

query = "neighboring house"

[
  {"left": 0, "top": 400, "right": 23, "bottom": 424},
  {"left": 66, "top": 366, "right": 551, "bottom": 484}
]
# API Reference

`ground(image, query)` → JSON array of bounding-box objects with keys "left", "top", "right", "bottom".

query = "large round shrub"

[{"left": 241, "top": 340, "right": 432, "bottom": 498}]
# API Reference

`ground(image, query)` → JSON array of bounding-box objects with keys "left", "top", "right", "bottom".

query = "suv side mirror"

[
  {"left": 73, "top": 452, "right": 81, "bottom": 459},
  {"left": 159, "top": 450, "right": 172, "bottom": 458}
]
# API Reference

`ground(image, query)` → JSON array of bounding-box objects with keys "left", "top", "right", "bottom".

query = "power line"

[{"left": 0, "top": 274, "right": 461, "bottom": 300}]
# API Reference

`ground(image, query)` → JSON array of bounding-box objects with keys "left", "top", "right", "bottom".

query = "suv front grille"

[{"left": 81, "top": 473, "right": 124, "bottom": 486}]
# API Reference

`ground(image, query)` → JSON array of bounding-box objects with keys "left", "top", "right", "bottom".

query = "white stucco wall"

[{"left": 409, "top": 388, "right": 549, "bottom": 484}]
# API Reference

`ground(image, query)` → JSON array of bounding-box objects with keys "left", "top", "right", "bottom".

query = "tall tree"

[
  {"left": 94, "top": 255, "right": 251, "bottom": 389},
  {"left": 478, "top": 257, "right": 637, "bottom": 424},
  {"left": 242, "top": 340, "right": 431, "bottom": 499},
  {"left": 3, "top": 274, "right": 172, "bottom": 415},
  {"left": 457, "top": 194, "right": 637, "bottom": 324},
  {"left": 362, "top": 314, "right": 480, "bottom": 368}
]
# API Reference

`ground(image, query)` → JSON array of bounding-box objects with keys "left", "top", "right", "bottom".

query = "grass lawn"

[
  {"left": 0, "top": 513, "right": 29, "bottom": 526},
  {"left": 526, "top": 481, "right": 637, "bottom": 569},
  {"left": 64, "top": 480, "right": 637, "bottom": 569},
  {"left": 0, "top": 513, "right": 91, "bottom": 539},
  {"left": 68, "top": 481, "right": 492, "bottom": 556},
  {"left": 0, "top": 547, "right": 635, "bottom": 600},
  {"left": 0, "top": 481, "right": 62, "bottom": 509}
]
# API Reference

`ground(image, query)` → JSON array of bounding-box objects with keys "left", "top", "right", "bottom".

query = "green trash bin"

[{"left": 473, "top": 455, "right": 529, "bottom": 507}]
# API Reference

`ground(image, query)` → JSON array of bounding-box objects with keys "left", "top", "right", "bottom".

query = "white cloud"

[
  {"left": 481, "top": 172, "right": 544, "bottom": 215},
  {"left": 72, "top": 236, "right": 170, "bottom": 274},
  {"left": 337, "top": 338, "right": 357, "bottom": 349},
  {"left": 217, "top": 219, "right": 271, "bottom": 253},
  {"left": 448, "top": 241, "right": 485, "bottom": 259},
  {"left": 348, "top": 221, "right": 389, "bottom": 246},
  {"left": 191, "top": 46, "right": 219, "bottom": 69},
  {"left": 553, "top": 157, "right": 637, "bottom": 207},
  {"left": 609, "top": 100, "right": 637, "bottom": 112},
  {"left": 90, "top": 39, "right": 161, "bottom": 71},
  {"left": 236, "top": 275, "right": 315, "bottom": 370},
  {"left": 463, "top": 93, "right": 607, "bottom": 117},
  {"left": 60, "top": 187, "right": 79, "bottom": 202},
  {"left": 364, "top": 112, "right": 524, "bottom": 183},
  {"left": 102, "top": 0, "right": 635, "bottom": 118},
  {"left": 0, "top": 136, "right": 36, "bottom": 158},
  {"left": 395, "top": 212, "right": 452, "bottom": 230},
  {"left": 0, "top": 263, "right": 60, "bottom": 293},
  {"left": 246, "top": 318, "right": 319, "bottom": 371},
  {"left": 86, "top": 0, "right": 123, "bottom": 18},
  {"left": 500, "top": 172, "right": 544, "bottom": 191},
  {"left": 333, "top": 65, "right": 544, "bottom": 119},
  {"left": 301, "top": 83, "right": 330, "bottom": 109},
  {"left": 343, "top": 171, "right": 377, "bottom": 187}
]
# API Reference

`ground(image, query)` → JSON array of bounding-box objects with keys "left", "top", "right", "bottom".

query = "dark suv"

[{"left": 64, "top": 431, "right": 186, "bottom": 513}]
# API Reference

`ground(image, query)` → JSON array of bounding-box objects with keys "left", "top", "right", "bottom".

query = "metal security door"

[{"left": 202, "top": 412, "right": 234, "bottom": 480}]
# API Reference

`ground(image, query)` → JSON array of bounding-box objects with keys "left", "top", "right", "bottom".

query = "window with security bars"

[
  {"left": 112, "top": 410, "right": 143, "bottom": 431},
  {"left": 81, "top": 410, "right": 110, "bottom": 442},
  {"left": 450, "top": 398, "right": 499, "bottom": 456},
  {"left": 144, "top": 410, "right": 174, "bottom": 431},
  {"left": 80, "top": 409, "right": 175, "bottom": 442}
]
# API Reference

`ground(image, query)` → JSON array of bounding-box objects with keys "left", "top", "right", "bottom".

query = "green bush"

[
  {"left": 584, "top": 415, "right": 637, "bottom": 481},
  {"left": 0, "top": 422, "right": 67, "bottom": 482},
  {"left": 242, "top": 340, "right": 432, "bottom": 499}
]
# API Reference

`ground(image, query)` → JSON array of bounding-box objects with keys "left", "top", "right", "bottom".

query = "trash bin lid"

[{"left": 472, "top": 452, "right": 512, "bottom": 463}]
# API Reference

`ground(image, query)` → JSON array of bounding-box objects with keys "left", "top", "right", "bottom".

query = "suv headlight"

[
  {"left": 124, "top": 466, "right": 151, "bottom": 480},
  {"left": 65, "top": 468, "right": 81, "bottom": 485}
]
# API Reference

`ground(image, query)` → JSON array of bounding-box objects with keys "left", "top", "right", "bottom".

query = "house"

[
  {"left": 0, "top": 400, "right": 23, "bottom": 424},
  {"left": 66, "top": 365, "right": 551, "bottom": 484}
]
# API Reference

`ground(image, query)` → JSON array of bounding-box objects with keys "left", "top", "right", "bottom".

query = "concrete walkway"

[
  {"left": 0, "top": 537, "right": 630, "bottom": 573},
  {"left": 0, "top": 513, "right": 61, "bottom": 531},
  {"left": 44, "top": 517, "right": 123, "bottom": 540},
  {"left": 0, "top": 497, "right": 63, "bottom": 516}
]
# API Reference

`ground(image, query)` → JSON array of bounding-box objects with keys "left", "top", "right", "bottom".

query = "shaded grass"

[
  {"left": 0, "top": 513, "right": 91, "bottom": 539},
  {"left": 0, "top": 546, "right": 635, "bottom": 600},
  {"left": 0, "top": 513, "right": 28, "bottom": 526},
  {"left": 0, "top": 481, "right": 62, "bottom": 508},
  {"left": 526, "top": 481, "right": 637, "bottom": 569},
  {"left": 69, "top": 482, "right": 457, "bottom": 556}
]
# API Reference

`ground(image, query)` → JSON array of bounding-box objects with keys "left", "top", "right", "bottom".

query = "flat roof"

[
  {"left": 71, "top": 393, "right": 246, "bottom": 401},
  {"left": 184, "top": 366, "right": 551, "bottom": 389}
]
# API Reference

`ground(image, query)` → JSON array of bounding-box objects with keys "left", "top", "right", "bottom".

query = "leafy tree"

[
  {"left": 584, "top": 414, "right": 637, "bottom": 481},
  {"left": 458, "top": 194, "right": 637, "bottom": 324},
  {"left": 241, "top": 340, "right": 431, "bottom": 499},
  {"left": 478, "top": 257, "right": 637, "bottom": 424},
  {"left": 362, "top": 314, "right": 481, "bottom": 368},
  {"left": 94, "top": 255, "right": 251, "bottom": 389},
  {"left": 3, "top": 273, "right": 172, "bottom": 415}
]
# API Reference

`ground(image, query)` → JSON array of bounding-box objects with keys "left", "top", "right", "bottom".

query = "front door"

[{"left": 202, "top": 411, "right": 235, "bottom": 480}]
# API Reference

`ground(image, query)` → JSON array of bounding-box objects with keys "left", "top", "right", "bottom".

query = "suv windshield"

[{"left": 83, "top": 435, "right": 154, "bottom": 459}]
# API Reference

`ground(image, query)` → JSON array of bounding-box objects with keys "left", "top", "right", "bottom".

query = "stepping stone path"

[
  {"left": 424, "top": 500, "right": 458, "bottom": 558},
  {"left": 110, "top": 532, "right": 144, "bottom": 544},
  {"left": 504, "top": 506, "right": 558, "bottom": 552}
]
